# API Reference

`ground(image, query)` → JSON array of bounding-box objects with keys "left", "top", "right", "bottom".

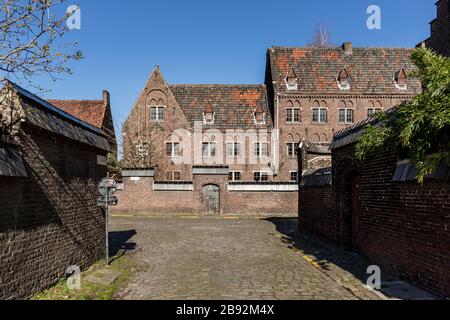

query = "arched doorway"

[{"left": 202, "top": 184, "right": 220, "bottom": 215}]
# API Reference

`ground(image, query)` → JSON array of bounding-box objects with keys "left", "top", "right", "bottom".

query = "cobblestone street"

[{"left": 110, "top": 216, "right": 382, "bottom": 300}]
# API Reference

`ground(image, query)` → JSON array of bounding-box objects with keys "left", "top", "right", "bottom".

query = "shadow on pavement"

[
  {"left": 264, "top": 217, "right": 437, "bottom": 300},
  {"left": 109, "top": 230, "right": 137, "bottom": 263}
]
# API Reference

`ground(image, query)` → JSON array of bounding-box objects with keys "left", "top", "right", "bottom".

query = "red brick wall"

[
  {"left": 0, "top": 127, "right": 106, "bottom": 299},
  {"left": 299, "top": 186, "right": 337, "bottom": 243},
  {"left": 113, "top": 176, "right": 298, "bottom": 216},
  {"left": 331, "top": 145, "right": 450, "bottom": 298}
]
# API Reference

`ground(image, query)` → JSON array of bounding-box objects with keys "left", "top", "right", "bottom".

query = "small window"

[
  {"left": 173, "top": 171, "right": 181, "bottom": 181},
  {"left": 339, "top": 109, "right": 354, "bottom": 124},
  {"left": 254, "top": 172, "right": 269, "bottom": 182},
  {"left": 286, "top": 108, "right": 301, "bottom": 123},
  {"left": 285, "top": 68, "right": 298, "bottom": 91},
  {"left": 228, "top": 171, "right": 241, "bottom": 182},
  {"left": 202, "top": 142, "right": 217, "bottom": 158},
  {"left": 337, "top": 68, "right": 350, "bottom": 90},
  {"left": 254, "top": 108, "right": 266, "bottom": 125},
  {"left": 290, "top": 171, "right": 298, "bottom": 182},
  {"left": 165, "top": 171, "right": 181, "bottom": 181},
  {"left": 166, "top": 142, "right": 180, "bottom": 157},
  {"left": 312, "top": 108, "right": 327, "bottom": 123},
  {"left": 135, "top": 141, "right": 149, "bottom": 158},
  {"left": 394, "top": 69, "right": 407, "bottom": 90},
  {"left": 226, "top": 142, "right": 241, "bottom": 157},
  {"left": 286, "top": 143, "right": 299, "bottom": 158},
  {"left": 367, "top": 108, "right": 382, "bottom": 118},
  {"left": 254, "top": 142, "right": 269, "bottom": 158},
  {"left": 150, "top": 106, "right": 165, "bottom": 121}
]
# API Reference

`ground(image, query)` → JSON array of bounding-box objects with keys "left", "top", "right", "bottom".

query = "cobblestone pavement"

[{"left": 110, "top": 216, "right": 380, "bottom": 300}]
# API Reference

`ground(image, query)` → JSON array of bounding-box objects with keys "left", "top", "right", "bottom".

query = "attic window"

[
  {"left": 394, "top": 69, "right": 407, "bottom": 90},
  {"left": 254, "top": 106, "right": 266, "bottom": 125},
  {"left": 203, "top": 102, "right": 215, "bottom": 125},
  {"left": 285, "top": 68, "right": 298, "bottom": 91},
  {"left": 337, "top": 68, "right": 350, "bottom": 90}
]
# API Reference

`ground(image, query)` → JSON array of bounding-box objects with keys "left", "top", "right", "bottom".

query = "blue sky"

[{"left": 33, "top": 0, "right": 435, "bottom": 130}]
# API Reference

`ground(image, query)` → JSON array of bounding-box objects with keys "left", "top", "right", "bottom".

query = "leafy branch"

[{"left": 356, "top": 48, "right": 450, "bottom": 183}]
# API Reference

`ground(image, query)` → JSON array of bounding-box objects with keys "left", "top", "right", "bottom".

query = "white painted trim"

[
  {"left": 228, "top": 184, "right": 298, "bottom": 192},
  {"left": 153, "top": 183, "right": 194, "bottom": 191}
]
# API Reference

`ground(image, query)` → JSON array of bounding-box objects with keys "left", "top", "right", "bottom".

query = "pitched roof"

[
  {"left": 8, "top": 83, "right": 110, "bottom": 151},
  {"left": 48, "top": 99, "right": 107, "bottom": 129},
  {"left": 268, "top": 46, "right": 422, "bottom": 95},
  {"left": 168, "top": 84, "right": 273, "bottom": 129}
]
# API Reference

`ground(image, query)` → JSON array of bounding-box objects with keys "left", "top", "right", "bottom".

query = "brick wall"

[
  {"left": 425, "top": 0, "right": 450, "bottom": 57},
  {"left": 0, "top": 127, "right": 106, "bottom": 299},
  {"left": 331, "top": 145, "right": 450, "bottom": 298},
  {"left": 113, "top": 175, "right": 298, "bottom": 216},
  {"left": 299, "top": 186, "right": 337, "bottom": 243}
]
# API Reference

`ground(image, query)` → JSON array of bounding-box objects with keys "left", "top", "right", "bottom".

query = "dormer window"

[
  {"left": 394, "top": 68, "right": 407, "bottom": 90},
  {"left": 337, "top": 68, "right": 350, "bottom": 90},
  {"left": 203, "top": 102, "right": 215, "bottom": 125},
  {"left": 285, "top": 68, "right": 298, "bottom": 91},
  {"left": 254, "top": 105, "right": 266, "bottom": 125}
]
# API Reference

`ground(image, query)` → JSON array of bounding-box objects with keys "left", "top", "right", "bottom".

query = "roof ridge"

[{"left": 169, "top": 84, "right": 266, "bottom": 87}]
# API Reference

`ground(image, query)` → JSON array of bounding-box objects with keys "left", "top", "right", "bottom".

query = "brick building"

[
  {"left": 116, "top": 43, "right": 421, "bottom": 215},
  {"left": 0, "top": 82, "right": 111, "bottom": 299},
  {"left": 419, "top": 0, "right": 449, "bottom": 57},
  {"left": 298, "top": 115, "right": 450, "bottom": 298}
]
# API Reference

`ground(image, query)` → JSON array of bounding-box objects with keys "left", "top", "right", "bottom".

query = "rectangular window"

[
  {"left": 166, "top": 142, "right": 180, "bottom": 157},
  {"left": 228, "top": 171, "right": 241, "bottom": 182},
  {"left": 150, "top": 106, "right": 165, "bottom": 121},
  {"left": 254, "top": 171, "right": 269, "bottom": 182},
  {"left": 202, "top": 142, "right": 217, "bottom": 158},
  {"left": 286, "top": 109, "right": 293, "bottom": 123},
  {"left": 165, "top": 171, "right": 181, "bottom": 181},
  {"left": 339, "top": 109, "right": 354, "bottom": 124},
  {"left": 312, "top": 108, "right": 327, "bottom": 123},
  {"left": 293, "top": 109, "right": 301, "bottom": 123},
  {"left": 367, "top": 108, "right": 382, "bottom": 118},
  {"left": 286, "top": 143, "right": 298, "bottom": 158},
  {"left": 173, "top": 171, "right": 181, "bottom": 181},
  {"left": 226, "top": 142, "right": 241, "bottom": 157},
  {"left": 254, "top": 142, "right": 269, "bottom": 157},
  {"left": 286, "top": 108, "right": 301, "bottom": 123},
  {"left": 290, "top": 171, "right": 298, "bottom": 182}
]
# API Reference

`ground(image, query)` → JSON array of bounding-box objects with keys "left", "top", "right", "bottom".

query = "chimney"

[
  {"left": 103, "top": 90, "right": 110, "bottom": 106},
  {"left": 342, "top": 42, "right": 353, "bottom": 55}
]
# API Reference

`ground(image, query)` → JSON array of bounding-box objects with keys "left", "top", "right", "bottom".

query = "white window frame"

[
  {"left": 286, "top": 107, "right": 301, "bottom": 124},
  {"left": 226, "top": 142, "right": 241, "bottom": 158},
  {"left": 254, "top": 112, "right": 266, "bottom": 125},
  {"left": 202, "top": 142, "right": 217, "bottom": 158},
  {"left": 253, "top": 171, "right": 269, "bottom": 182},
  {"left": 150, "top": 105, "right": 166, "bottom": 122},
  {"left": 312, "top": 108, "right": 327, "bottom": 124},
  {"left": 285, "top": 78, "right": 298, "bottom": 91},
  {"left": 166, "top": 142, "right": 180, "bottom": 158},
  {"left": 254, "top": 142, "right": 269, "bottom": 158},
  {"left": 289, "top": 171, "right": 299, "bottom": 182},
  {"left": 339, "top": 109, "right": 354, "bottom": 124},
  {"left": 367, "top": 108, "right": 382, "bottom": 118},
  {"left": 228, "top": 171, "right": 242, "bottom": 182},
  {"left": 203, "top": 112, "right": 215, "bottom": 125},
  {"left": 286, "top": 142, "right": 298, "bottom": 158}
]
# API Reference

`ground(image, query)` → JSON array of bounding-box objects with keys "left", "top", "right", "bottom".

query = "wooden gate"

[{"left": 202, "top": 184, "right": 220, "bottom": 214}]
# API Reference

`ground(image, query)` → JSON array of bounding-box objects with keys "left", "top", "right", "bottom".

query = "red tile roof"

[
  {"left": 268, "top": 46, "right": 422, "bottom": 95},
  {"left": 48, "top": 99, "right": 107, "bottom": 129},
  {"left": 169, "top": 84, "right": 272, "bottom": 129}
]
